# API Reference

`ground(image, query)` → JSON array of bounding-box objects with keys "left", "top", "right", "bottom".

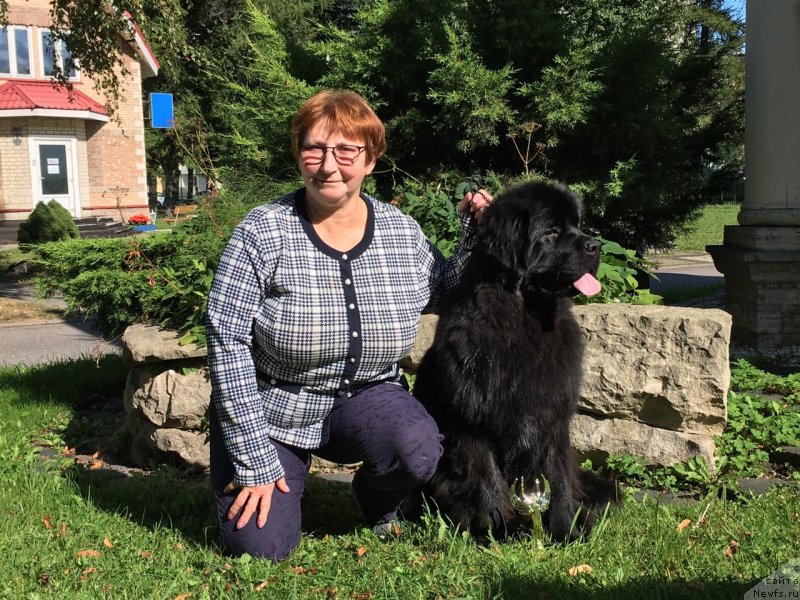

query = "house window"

[
  {"left": 0, "top": 26, "right": 33, "bottom": 77},
  {"left": 40, "top": 31, "right": 78, "bottom": 80}
]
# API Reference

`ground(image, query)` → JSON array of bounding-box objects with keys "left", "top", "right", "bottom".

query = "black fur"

[{"left": 410, "top": 181, "right": 620, "bottom": 543}]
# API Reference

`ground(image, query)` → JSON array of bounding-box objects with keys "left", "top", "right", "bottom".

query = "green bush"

[
  {"left": 574, "top": 238, "right": 662, "bottom": 306},
  {"left": 17, "top": 201, "right": 79, "bottom": 245},
  {"left": 30, "top": 184, "right": 276, "bottom": 339},
  {"left": 32, "top": 229, "right": 226, "bottom": 338}
]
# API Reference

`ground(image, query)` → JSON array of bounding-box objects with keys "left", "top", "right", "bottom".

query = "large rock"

[
  {"left": 122, "top": 323, "right": 207, "bottom": 367},
  {"left": 124, "top": 362, "right": 210, "bottom": 429},
  {"left": 400, "top": 314, "right": 438, "bottom": 370},
  {"left": 570, "top": 413, "right": 717, "bottom": 468},
  {"left": 576, "top": 304, "right": 730, "bottom": 436},
  {"left": 126, "top": 412, "right": 209, "bottom": 470}
]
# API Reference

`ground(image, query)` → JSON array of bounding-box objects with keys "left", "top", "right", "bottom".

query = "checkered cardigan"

[{"left": 206, "top": 189, "right": 473, "bottom": 486}]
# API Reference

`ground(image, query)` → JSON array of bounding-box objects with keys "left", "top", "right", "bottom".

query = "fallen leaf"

[
  {"left": 102, "top": 585, "right": 114, "bottom": 593},
  {"left": 103, "top": 537, "right": 113, "bottom": 548},
  {"left": 223, "top": 563, "right": 233, "bottom": 571},
  {"left": 140, "top": 551, "right": 152, "bottom": 559},
  {"left": 255, "top": 578, "right": 272, "bottom": 591},
  {"left": 38, "top": 573, "right": 50, "bottom": 586},
  {"left": 76, "top": 550, "right": 101, "bottom": 559},
  {"left": 59, "top": 522, "right": 67, "bottom": 538},
  {"left": 356, "top": 546, "right": 367, "bottom": 557},
  {"left": 80, "top": 567, "right": 97, "bottom": 580},
  {"left": 293, "top": 566, "right": 307, "bottom": 575},
  {"left": 174, "top": 594, "right": 192, "bottom": 600},
  {"left": 352, "top": 593, "right": 373, "bottom": 600},
  {"left": 175, "top": 542, "right": 184, "bottom": 550},
  {"left": 677, "top": 518, "right": 692, "bottom": 532},
  {"left": 724, "top": 540, "right": 740, "bottom": 558},
  {"left": 568, "top": 564, "right": 593, "bottom": 576},
  {"left": 43, "top": 515, "right": 54, "bottom": 530}
]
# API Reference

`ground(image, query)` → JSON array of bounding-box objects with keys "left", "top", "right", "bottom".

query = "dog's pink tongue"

[{"left": 574, "top": 273, "right": 601, "bottom": 296}]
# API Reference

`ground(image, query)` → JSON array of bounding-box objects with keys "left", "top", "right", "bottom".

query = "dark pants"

[{"left": 210, "top": 382, "right": 443, "bottom": 561}]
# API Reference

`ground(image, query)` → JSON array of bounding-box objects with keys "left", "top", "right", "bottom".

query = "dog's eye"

[{"left": 544, "top": 227, "right": 560, "bottom": 238}]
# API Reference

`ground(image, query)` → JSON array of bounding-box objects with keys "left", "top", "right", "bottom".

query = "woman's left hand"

[{"left": 459, "top": 189, "right": 494, "bottom": 223}]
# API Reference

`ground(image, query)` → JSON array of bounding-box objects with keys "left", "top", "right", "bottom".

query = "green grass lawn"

[
  {"left": 1, "top": 356, "right": 799, "bottom": 598},
  {"left": 672, "top": 204, "right": 741, "bottom": 253}
]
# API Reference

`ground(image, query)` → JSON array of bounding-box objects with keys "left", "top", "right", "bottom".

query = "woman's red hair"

[{"left": 291, "top": 90, "right": 387, "bottom": 163}]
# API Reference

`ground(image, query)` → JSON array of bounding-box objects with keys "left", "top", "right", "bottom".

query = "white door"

[{"left": 30, "top": 137, "right": 80, "bottom": 217}]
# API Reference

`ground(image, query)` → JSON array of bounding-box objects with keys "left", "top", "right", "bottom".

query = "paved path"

[
  {"left": 0, "top": 280, "right": 120, "bottom": 366},
  {"left": 0, "top": 318, "right": 121, "bottom": 366},
  {"left": 647, "top": 252, "right": 724, "bottom": 299}
]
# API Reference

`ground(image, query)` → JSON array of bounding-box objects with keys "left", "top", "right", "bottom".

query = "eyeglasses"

[{"left": 300, "top": 144, "right": 367, "bottom": 166}]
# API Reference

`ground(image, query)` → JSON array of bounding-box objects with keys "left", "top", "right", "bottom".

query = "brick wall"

[{"left": 83, "top": 42, "right": 150, "bottom": 222}]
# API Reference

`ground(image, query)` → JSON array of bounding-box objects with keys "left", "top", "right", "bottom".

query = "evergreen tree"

[{"left": 11, "top": 0, "right": 744, "bottom": 249}]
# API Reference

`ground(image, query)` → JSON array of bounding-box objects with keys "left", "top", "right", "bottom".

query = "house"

[{"left": 0, "top": 0, "right": 159, "bottom": 226}]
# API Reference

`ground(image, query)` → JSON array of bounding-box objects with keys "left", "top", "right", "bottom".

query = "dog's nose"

[{"left": 584, "top": 238, "right": 600, "bottom": 255}]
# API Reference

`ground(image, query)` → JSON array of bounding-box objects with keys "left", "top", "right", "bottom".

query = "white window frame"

[
  {"left": 0, "top": 26, "right": 34, "bottom": 78},
  {"left": 39, "top": 29, "right": 81, "bottom": 82}
]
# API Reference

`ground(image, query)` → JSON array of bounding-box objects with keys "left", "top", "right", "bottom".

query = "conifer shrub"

[{"left": 17, "top": 201, "right": 79, "bottom": 245}]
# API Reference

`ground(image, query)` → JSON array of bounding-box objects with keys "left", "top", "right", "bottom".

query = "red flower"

[{"left": 129, "top": 213, "right": 150, "bottom": 225}]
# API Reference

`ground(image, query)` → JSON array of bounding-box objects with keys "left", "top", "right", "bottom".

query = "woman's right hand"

[
  {"left": 225, "top": 478, "right": 291, "bottom": 529},
  {"left": 459, "top": 189, "right": 494, "bottom": 223}
]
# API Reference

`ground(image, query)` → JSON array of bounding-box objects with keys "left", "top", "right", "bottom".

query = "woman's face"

[{"left": 298, "top": 122, "right": 376, "bottom": 211}]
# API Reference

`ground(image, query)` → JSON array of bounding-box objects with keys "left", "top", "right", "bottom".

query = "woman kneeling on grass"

[{"left": 206, "top": 89, "right": 492, "bottom": 561}]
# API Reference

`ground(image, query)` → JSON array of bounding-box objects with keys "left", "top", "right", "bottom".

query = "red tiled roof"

[{"left": 0, "top": 80, "right": 109, "bottom": 117}]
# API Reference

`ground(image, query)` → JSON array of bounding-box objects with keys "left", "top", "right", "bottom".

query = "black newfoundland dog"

[{"left": 410, "top": 181, "right": 619, "bottom": 543}]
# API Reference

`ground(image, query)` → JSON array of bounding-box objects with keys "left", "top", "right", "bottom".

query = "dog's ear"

[{"left": 477, "top": 205, "right": 531, "bottom": 281}]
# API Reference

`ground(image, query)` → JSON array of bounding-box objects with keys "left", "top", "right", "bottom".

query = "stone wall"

[
  {"left": 121, "top": 325, "right": 210, "bottom": 469},
  {"left": 120, "top": 304, "right": 731, "bottom": 471}
]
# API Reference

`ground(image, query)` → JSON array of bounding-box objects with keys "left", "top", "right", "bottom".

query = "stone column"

[{"left": 708, "top": 0, "right": 800, "bottom": 349}]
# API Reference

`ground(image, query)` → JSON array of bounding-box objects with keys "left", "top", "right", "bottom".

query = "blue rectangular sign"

[{"left": 150, "top": 93, "right": 174, "bottom": 128}]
